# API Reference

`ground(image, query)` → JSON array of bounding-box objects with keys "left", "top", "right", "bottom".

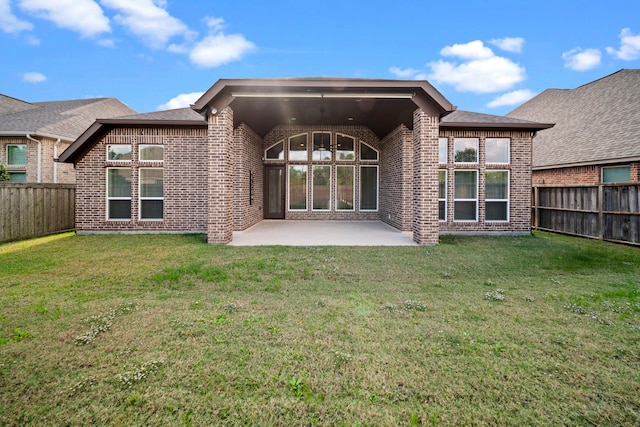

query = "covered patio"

[{"left": 229, "top": 220, "right": 417, "bottom": 246}]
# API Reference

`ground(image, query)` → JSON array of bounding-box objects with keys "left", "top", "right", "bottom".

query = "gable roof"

[
  {"left": 57, "top": 107, "right": 207, "bottom": 164},
  {"left": 0, "top": 96, "right": 137, "bottom": 141},
  {"left": 507, "top": 69, "right": 640, "bottom": 169}
]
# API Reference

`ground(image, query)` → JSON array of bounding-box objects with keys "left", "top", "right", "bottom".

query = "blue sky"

[{"left": 1, "top": 0, "right": 640, "bottom": 116}]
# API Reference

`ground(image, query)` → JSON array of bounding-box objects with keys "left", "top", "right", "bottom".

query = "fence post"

[
  {"left": 598, "top": 184, "right": 604, "bottom": 240},
  {"left": 533, "top": 186, "right": 539, "bottom": 230}
]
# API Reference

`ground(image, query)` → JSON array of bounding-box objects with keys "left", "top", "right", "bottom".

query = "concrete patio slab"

[{"left": 229, "top": 220, "right": 417, "bottom": 246}]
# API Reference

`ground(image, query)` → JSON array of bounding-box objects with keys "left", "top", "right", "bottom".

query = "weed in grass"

[
  {"left": 69, "top": 376, "right": 96, "bottom": 396},
  {"left": 403, "top": 299, "right": 427, "bottom": 311},
  {"left": 485, "top": 289, "right": 506, "bottom": 302},
  {"left": 222, "top": 302, "right": 240, "bottom": 312},
  {"left": 116, "top": 359, "right": 164, "bottom": 388},
  {"left": 75, "top": 302, "right": 138, "bottom": 345},
  {"left": 12, "top": 328, "right": 30, "bottom": 342},
  {"left": 333, "top": 351, "right": 352, "bottom": 368}
]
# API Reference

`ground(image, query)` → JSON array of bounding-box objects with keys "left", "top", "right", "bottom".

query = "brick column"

[
  {"left": 207, "top": 107, "right": 234, "bottom": 244},
  {"left": 412, "top": 109, "right": 439, "bottom": 245}
]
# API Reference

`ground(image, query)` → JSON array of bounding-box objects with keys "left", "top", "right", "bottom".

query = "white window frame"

[
  {"left": 311, "top": 165, "right": 331, "bottom": 211},
  {"left": 360, "top": 141, "right": 379, "bottom": 161},
  {"left": 139, "top": 144, "right": 164, "bottom": 162},
  {"left": 106, "top": 167, "right": 132, "bottom": 221},
  {"left": 454, "top": 138, "right": 479, "bottom": 164},
  {"left": 6, "top": 144, "right": 27, "bottom": 166},
  {"left": 335, "top": 133, "right": 355, "bottom": 161},
  {"left": 438, "top": 138, "right": 448, "bottom": 164},
  {"left": 359, "top": 165, "right": 378, "bottom": 212},
  {"left": 265, "top": 140, "right": 285, "bottom": 161},
  {"left": 288, "top": 133, "right": 308, "bottom": 162},
  {"left": 335, "top": 165, "right": 355, "bottom": 211},
  {"left": 312, "top": 132, "right": 332, "bottom": 162},
  {"left": 485, "top": 170, "right": 510, "bottom": 222},
  {"left": 439, "top": 169, "right": 447, "bottom": 222},
  {"left": 288, "top": 165, "right": 308, "bottom": 211},
  {"left": 106, "top": 144, "right": 132, "bottom": 162},
  {"left": 454, "top": 169, "right": 478, "bottom": 222},
  {"left": 485, "top": 138, "right": 510, "bottom": 164},
  {"left": 139, "top": 167, "right": 164, "bottom": 221}
]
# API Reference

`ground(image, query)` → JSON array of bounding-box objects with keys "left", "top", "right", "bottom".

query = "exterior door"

[{"left": 264, "top": 166, "right": 285, "bottom": 219}]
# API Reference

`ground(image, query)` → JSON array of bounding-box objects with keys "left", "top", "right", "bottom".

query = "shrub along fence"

[
  {"left": 533, "top": 184, "right": 640, "bottom": 245},
  {"left": 0, "top": 183, "right": 75, "bottom": 243}
]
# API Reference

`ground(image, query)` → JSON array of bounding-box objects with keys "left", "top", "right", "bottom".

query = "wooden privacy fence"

[
  {"left": 533, "top": 184, "right": 640, "bottom": 245},
  {"left": 0, "top": 183, "right": 75, "bottom": 243}
]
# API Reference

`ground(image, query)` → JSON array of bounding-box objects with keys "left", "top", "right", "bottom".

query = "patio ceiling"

[{"left": 192, "top": 78, "right": 456, "bottom": 139}]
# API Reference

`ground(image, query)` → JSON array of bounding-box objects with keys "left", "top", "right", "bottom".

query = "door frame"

[{"left": 264, "top": 166, "right": 285, "bottom": 219}]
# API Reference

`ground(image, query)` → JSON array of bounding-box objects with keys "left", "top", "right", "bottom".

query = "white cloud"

[
  {"left": 490, "top": 37, "right": 524, "bottom": 53},
  {"left": 0, "top": 0, "right": 32, "bottom": 32},
  {"left": 18, "top": 0, "right": 110, "bottom": 37},
  {"left": 428, "top": 55, "right": 526, "bottom": 94},
  {"left": 562, "top": 47, "right": 601, "bottom": 71},
  {"left": 486, "top": 89, "right": 536, "bottom": 108},
  {"left": 100, "top": 0, "right": 194, "bottom": 48},
  {"left": 98, "top": 38, "right": 115, "bottom": 48},
  {"left": 440, "top": 40, "right": 494, "bottom": 60},
  {"left": 157, "top": 91, "right": 204, "bottom": 110},
  {"left": 189, "top": 32, "right": 255, "bottom": 68},
  {"left": 388, "top": 67, "right": 420, "bottom": 78},
  {"left": 205, "top": 16, "right": 225, "bottom": 32},
  {"left": 22, "top": 71, "right": 46, "bottom": 83},
  {"left": 606, "top": 28, "right": 640, "bottom": 60}
]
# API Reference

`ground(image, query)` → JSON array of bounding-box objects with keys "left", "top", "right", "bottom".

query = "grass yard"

[{"left": 0, "top": 231, "right": 639, "bottom": 426}]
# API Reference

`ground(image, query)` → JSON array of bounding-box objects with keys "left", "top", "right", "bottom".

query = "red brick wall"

[
  {"left": 233, "top": 124, "right": 264, "bottom": 231},
  {"left": 438, "top": 130, "right": 533, "bottom": 234},
  {"left": 380, "top": 125, "right": 413, "bottom": 231},
  {"left": 413, "top": 110, "right": 440, "bottom": 245},
  {"left": 74, "top": 126, "right": 208, "bottom": 233},
  {"left": 533, "top": 162, "right": 640, "bottom": 185}
]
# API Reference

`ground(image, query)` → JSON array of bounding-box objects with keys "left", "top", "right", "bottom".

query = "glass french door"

[{"left": 264, "top": 166, "right": 285, "bottom": 219}]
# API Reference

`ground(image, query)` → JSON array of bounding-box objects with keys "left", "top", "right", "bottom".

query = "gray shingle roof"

[
  {"left": 507, "top": 69, "right": 640, "bottom": 168},
  {"left": 441, "top": 109, "right": 552, "bottom": 129},
  {"left": 114, "top": 107, "right": 206, "bottom": 122},
  {"left": 0, "top": 96, "right": 137, "bottom": 140}
]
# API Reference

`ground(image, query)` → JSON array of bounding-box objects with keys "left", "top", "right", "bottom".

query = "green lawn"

[{"left": 0, "top": 232, "right": 639, "bottom": 426}]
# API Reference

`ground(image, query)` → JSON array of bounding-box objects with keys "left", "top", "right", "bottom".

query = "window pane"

[
  {"left": 439, "top": 201, "right": 446, "bottom": 221},
  {"left": 140, "top": 169, "right": 163, "bottom": 198},
  {"left": 454, "top": 138, "right": 478, "bottom": 163},
  {"left": 360, "top": 142, "right": 378, "bottom": 160},
  {"left": 486, "top": 171, "right": 508, "bottom": 199},
  {"left": 486, "top": 138, "right": 509, "bottom": 163},
  {"left": 8, "top": 172, "right": 26, "bottom": 182},
  {"left": 289, "top": 135, "right": 308, "bottom": 161},
  {"left": 107, "top": 145, "right": 132, "bottom": 161},
  {"left": 454, "top": 170, "right": 477, "bottom": 198},
  {"left": 312, "top": 166, "right": 330, "bottom": 210},
  {"left": 486, "top": 201, "right": 507, "bottom": 221},
  {"left": 7, "top": 145, "right": 27, "bottom": 165},
  {"left": 602, "top": 166, "right": 630, "bottom": 183},
  {"left": 312, "top": 133, "right": 332, "bottom": 161},
  {"left": 438, "top": 138, "right": 447, "bottom": 164},
  {"left": 266, "top": 141, "right": 284, "bottom": 160},
  {"left": 336, "top": 166, "right": 354, "bottom": 210},
  {"left": 438, "top": 170, "right": 446, "bottom": 198},
  {"left": 140, "top": 145, "right": 164, "bottom": 161},
  {"left": 108, "top": 169, "right": 131, "bottom": 197},
  {"left": 360, "top": 166, "right": 377, "bottom": 210},
  {"left": 141, "top": 200, "right": 163, "bottom": 219},
  {"left": 109, "top": 200, "right": 131, "bottom": 219},
  {"left": 454, "top": 201, "right": 476, "bottom": 220},
  {"left": 289, "top": 165, "right": 307, "bottom": 210},
  {"left": 336, "top": 135, "right": 355, "bottom": 160}
]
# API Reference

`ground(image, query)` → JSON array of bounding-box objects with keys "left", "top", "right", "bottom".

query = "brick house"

[
  {"left": 58, "top": 78, "right": 552, "bottom": 245},
  {"left": 0, "top": 94, "right": 136, "bottom": 183},
  {"left": 507, "top": 69, "right": 640, "bottom": 185}
]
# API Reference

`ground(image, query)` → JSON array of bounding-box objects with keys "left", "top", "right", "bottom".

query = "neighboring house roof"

[
  {"left": 0, "top": 96, "right": 137, "bottom": 141},
  {"left": 506, "top": 69, "right": 640, "bottom": 169}
]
